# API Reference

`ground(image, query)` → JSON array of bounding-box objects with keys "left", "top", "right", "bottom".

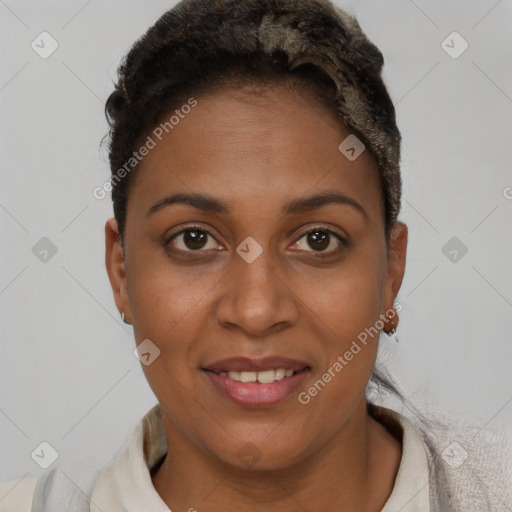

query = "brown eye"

[
  {"left": 182, "top": 229, "right": 208, "bottom": 250},
  {"left": 307, "top": 230, "right": 329, "bottom": 251},
  {"left": 167, "top": 226, "right": 221, "bottom": 252},
  {"left": 292, "top": 227, "right": 346, "bottom": 255}
]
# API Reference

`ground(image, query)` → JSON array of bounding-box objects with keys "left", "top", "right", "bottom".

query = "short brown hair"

[{"left": 104, "top": 0, "right": 402, "bottom": 242}]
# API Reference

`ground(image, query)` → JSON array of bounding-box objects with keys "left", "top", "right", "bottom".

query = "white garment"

[
  {"left": 0, "top": 404, "right": 431, "bottom": 511},
  {"left": 3, "top": 401, "right": 512, "bottom": 510},
  {"left": 0, "top": 476, "right": 37, "bottom": 512},
  {"left": 89, "top": 404, "right": 429, "bottom": 511}
]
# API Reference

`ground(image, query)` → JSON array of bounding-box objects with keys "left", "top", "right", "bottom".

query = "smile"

[
  {"left": 216, "top": 369, "right": 295, "bottom": 383},
  {"left": 202, "top": 367, "right": 311, "bottom": 407}
]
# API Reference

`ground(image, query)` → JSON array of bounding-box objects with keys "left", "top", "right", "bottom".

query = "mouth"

[
  {"left": 201, "top": 356, "right": 311, "bottom": 407},
  {"left": 207, "top": 368, "right": 300, "bottom": 383}
]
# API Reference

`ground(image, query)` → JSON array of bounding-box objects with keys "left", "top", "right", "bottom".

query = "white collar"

[
  {"left": 376, "top": 407, "right": 430, "bottom": 511},
  {"left": 90, "top": 404, "right": 430, "bottom": 512}
]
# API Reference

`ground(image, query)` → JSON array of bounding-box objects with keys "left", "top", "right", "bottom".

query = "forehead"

[{"left": 128, "top": 86, "right": 383, "bottom": 222}]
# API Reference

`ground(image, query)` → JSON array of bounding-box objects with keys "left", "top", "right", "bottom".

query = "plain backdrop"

[{"left": 1, "top": 0, "right": 511, "bottom": 481}]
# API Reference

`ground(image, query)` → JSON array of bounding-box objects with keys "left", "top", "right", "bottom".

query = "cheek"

[
  {"left": 127, "top": 266, "right": 210, "bottom": 425},
  {"left": 297, "top": 250, "right": 385, "bottom": 339},
  {"left": 125, "top": 249, "right": 224, "bottom": 392},
  {"left": 127, "top": 246, "right": 217, "bottom": 340},
  {"left": 296, "top": 252, "right": 385, "bottom": 397}
]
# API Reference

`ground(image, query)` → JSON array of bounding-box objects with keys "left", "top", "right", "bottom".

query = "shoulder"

[
  {"left": 0, "top": 465, "right": 101, "bottom": 512},
  {"left": 0, "top": 474, "right": 37, "bottom": 511},
  {"left": 400, "top": 405, "right": 512, "bottom": 511}
]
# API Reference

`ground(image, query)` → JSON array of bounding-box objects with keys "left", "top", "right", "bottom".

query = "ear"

[
  {"left": 105, "top": 218, "right": 131, "bottom": 323},
  {"left": 382, "top": 221, "right": 408, "bottom": 315}
]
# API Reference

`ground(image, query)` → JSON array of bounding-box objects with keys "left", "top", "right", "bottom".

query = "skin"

[{"left": 105, "top": 83, "right": 408, "bottom": 512}]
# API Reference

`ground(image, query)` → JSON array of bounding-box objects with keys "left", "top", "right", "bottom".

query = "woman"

[{"left": 2, "top": 0, "right": 510, "bottom": 510}]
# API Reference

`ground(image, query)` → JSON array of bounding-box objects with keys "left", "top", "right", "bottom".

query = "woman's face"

[{"left": 106, "top": 84, "right": 407, "bottom": 470}]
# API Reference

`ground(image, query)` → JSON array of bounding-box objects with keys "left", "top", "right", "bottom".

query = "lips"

[
  {"left": 204, "top": 368, "right": 310, "bottom": 407},
  {"left": 203, "top": 356, "right": 310, "bottom": 374},
  {"left": 202, "top": 356, "right": 311, "bottom": 407}
]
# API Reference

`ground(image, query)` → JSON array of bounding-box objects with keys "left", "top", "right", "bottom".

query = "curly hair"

[{"left": 104, "top": 0, "right": 402, "bottom": 244}]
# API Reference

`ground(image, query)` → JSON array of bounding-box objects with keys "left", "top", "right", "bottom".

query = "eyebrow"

[{"left": 147, "top": 190, "right": 367, "bottom": 218}]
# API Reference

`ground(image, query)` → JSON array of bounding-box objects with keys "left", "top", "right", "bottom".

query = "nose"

[{"left": 214, "top": 244, "right": 300, "bottom": 338}]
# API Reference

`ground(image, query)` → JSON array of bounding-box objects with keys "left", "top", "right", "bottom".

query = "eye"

[
  {"left": 291, "top": 226, "right": 346, "bottom": 255},
  {"left": 166, "top": 225, "right": 222, "bottom": 252},
  {"left": 166, "top": 224, "right": 346, "bottom": 256}
]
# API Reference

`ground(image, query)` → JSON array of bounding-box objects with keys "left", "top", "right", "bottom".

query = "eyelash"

[{"left": 165, "top": 224, "right": 347, "bottom": 257}]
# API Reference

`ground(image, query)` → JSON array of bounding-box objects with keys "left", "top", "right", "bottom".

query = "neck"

[{"left": 152, "top": 401, "right": 402, "bottom": 512}]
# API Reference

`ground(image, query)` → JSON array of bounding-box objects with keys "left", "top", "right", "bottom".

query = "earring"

[
  {"left": 384, "top": 313, "right": 400, "bottom": 343},
  {"left": 121, "top": 312, "right": 129, "bottom": 324}
]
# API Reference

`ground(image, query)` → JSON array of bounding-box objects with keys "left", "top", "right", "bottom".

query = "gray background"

[{"left": 1, "top": 0, "right": 511, "bottom": 483}]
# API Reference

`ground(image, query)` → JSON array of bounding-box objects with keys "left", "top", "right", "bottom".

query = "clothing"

[
  {"left": 88, "top": 404, "right": 430, "bottom": 511},
  {"left": 0, "top": 476, "right": 37, "bottom": 511},
  {"left": 1, "top": 403, "right": 510, "bottom": 511}
]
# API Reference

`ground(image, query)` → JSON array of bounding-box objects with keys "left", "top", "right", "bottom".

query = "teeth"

[
  {"left": 274, "top": 369, "right": 285, "bottom": 380},
  {"left": 257, "top": 370, "right": 276, "bottom": 383},
  {"left": 240, "top": 371, "right": 257, "bottom": 383},
  {"left": 220, "top": 369, "right": 296, "bottom": 383}
]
